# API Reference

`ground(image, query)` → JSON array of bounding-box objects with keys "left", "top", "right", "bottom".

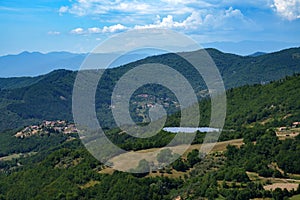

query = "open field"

[
  {"left": 0, "top": 152, "right": 37, "bottom": 161},
  {"left": 184, "top": 138, "right": 243, "bottom": 157},
  {"left": 148, "top": 169, "right": 188, "bottom": 178},
  {"left": 247, "top": 171, "right": 300, "bottom": 184},
  {"left": 264, "top": 183, "right": 299, "bottom": 191},
  {"left": 101, "top": 138, "right": 243, "bottom": 173},
  {"left": 247, "top": 171, "right": 300, "bottom": 192},
  {"left": 99, "top": 167, "right": 115, "bottom": 175},
  {"left": 79, "top": 180, "right": 100, "bottom": 189}
]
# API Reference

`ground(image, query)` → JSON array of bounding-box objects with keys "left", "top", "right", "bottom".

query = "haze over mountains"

[
  {"left": 202, "top": 41, "right": 300, "bottom": 56},
  {"left": 0, "top": 51, "right": 157, "bottom": 78},
  {"left": 1, "top": 41, "right": 299, "bottom": 78}
]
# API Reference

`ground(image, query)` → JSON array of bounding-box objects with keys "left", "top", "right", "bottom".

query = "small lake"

[{"left": 163, "top": 127, "right": 220, "bottom": 133}]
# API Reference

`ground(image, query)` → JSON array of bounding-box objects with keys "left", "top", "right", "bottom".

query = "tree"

[
  {"left": 187, "top": 149, "right": 201, "bottom": 167},
  {"left": 136, "top": 159, "right": 150, "bottom": 173},
  {"left": 130, "top": 159, "right": 150, "bottom": 177},
  {"left": 272, "top": 188, "right": 284, "bottom": 200},
  {"left": 157, "top": 149, "right": 173, "bottom": 164},
  {"left": 172, "top": 158, "right": 188, "bottom": 172}
]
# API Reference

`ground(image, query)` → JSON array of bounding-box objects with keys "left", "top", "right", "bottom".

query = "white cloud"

[
  {"left": 134, "top": 15, "right": 175, "bottom": 29},
  {"left": 218, "top": 0, "right": 271, "bottom": 8},
  {"left": 59, "top": 6, "right": 69, "bottom": 14},
  {"left": 181, "top": 12, "right": 203, "bottom": 29},
  {"left": 70, "top": 24, "right": 128, "bottom": 35},
  {"left": 70, "top": 27, "right": 85, "bottom": 34},
  {"left": 88, "top": 27, "right": 101, "bottom": 33},
  {"left": 203, "top": 7, "right": 250, "bottom": 29},
  {"left": 134, "top": 12, "right": 202, "bottom": 30},
  {"left": 102, "top": 24, "right": 128, "bottom": 33},
  {"left": 58, "top": 0, "right": 300, "bottom": 23},
  {"left": 272, "top": 0, "right": 300, "bottom": 20},
  {"left": 62, "top": 1, "right": 258, "bottom": 36},
  {"left": 133, "top": 7, "right": 253, "bottom": 32},
  {"left": 48, "top": 31, "right": 61, "bottom": 35},
  {"left": 161, "top": 0, "right": 192, "bottom": 4},
  {"left": 67, "top": 6, "right": 254, "bottom": 37},
  {"left": 58, "top": 0, "right": 196, "bottom": 17},
  {"left": 114, "top": 2, "right": 151, "bottom": 13}
]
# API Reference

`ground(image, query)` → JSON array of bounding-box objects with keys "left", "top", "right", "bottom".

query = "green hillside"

[
  {"left": 98, "top": 74, "right": 300, "bottom": 150},
  {"left": 0, "top": 75, "right": 300, "bottom": 200},
  {"left": 0, "top": 76, "right": 43, "bottom": 90},
  {"left": 0, "top": 47, "right": 299, "bottom": 132},
  {"left": 0, "top": 73, "right": 299, "bottom": 157}
]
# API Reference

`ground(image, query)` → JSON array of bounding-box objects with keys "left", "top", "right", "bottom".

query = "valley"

[{"left": 0, "top": 47, "right": 300, "bottom": 199}]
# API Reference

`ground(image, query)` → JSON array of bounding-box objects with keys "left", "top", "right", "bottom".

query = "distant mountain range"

[
  {"left": 0, "top": 51, "right": 84, "bottom": 77},
  {"left": 202, "top": 40, "right": 300, "bottom": 56},
  {"left": 0, "top": 47, "right": 300, "bottom": 132},
  {"left": 1, "top": 40, "right": 299, "bottom": 78},
  {"left": 0, "top": 51, "right": 160, "bottom": 78}
]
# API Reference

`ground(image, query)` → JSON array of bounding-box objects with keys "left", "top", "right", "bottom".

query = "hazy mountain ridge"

[
  {"left": 0, "top": 51, "right": 154, "bottom": 78},
  {"left": 248, "top": 52, "right": 267, "bottom": 57}
]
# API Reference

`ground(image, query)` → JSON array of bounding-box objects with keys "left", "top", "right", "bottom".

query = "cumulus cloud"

[
  {"left": 134, "top": 15, "right": 177, "bottom": 29},
  {"left": 67, "top": 6, "right": 254, "bottom": 36},
  {"left": 133, "top": 12, "right": 202, "bottom": 30},
  {"left": 59, "top": 6, "right": 69, "bottom": 14},
  {"left": 58, "top": 0, "right": 300, "bottom": 23},
  {"left": 62, "top": 0, "right": 258, "bottom": 36},
  {"left": 133, "top": 7, "right": 252, "bottom": 32},
  {"left": 272, "top": 0, "right": 300, "bottom": 20},
  {"left": 70, "top": 24, "right": 128, "bottom": 35},
  {"left": 202, "top": 7, "right": 251, "bottom": 30},
  {"left": 88, "top": 27, "right": 101, "bottom": 33},
  {"left": 70, "top": 27, "right": 85, "bottom": 34},
  {"left": 102, "top": 24, "right": 128, "bottom": 33}
]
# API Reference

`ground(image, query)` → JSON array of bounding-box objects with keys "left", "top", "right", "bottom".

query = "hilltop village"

[{"left": 15, "top": 120, "right": 78, "bottom": 138}]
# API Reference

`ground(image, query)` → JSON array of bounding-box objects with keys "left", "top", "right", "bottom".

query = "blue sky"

[{"left": 1, "top": 0, "right": 300, "bottom": 55}]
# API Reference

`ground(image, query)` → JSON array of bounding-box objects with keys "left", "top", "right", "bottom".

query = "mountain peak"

[
  {"left": 248, "top": 52, "right": 267, "bottom": 57},
  {"left": 19, "top": 51, "right": 43, "bottom": 56}
]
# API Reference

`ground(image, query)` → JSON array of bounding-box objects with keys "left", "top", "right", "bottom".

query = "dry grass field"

[
  {"left": 264, "top": 183, "right": 299, "bottom": 191},
  {"left": 100, "top": 138, "right": 243, "bottom": 173}
]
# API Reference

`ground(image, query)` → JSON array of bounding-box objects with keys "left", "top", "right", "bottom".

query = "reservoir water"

[{"left": 163, "top": 127, "right": 220, "bottom": 133}]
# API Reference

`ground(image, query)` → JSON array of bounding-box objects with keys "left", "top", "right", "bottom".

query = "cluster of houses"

[
  {"left": 276, "top": 121, "right": 300, "bottom": 137},
  {"left": 15, "top": 120, "right": 78, "bottom": 138},
  {"left": 136, "top": 93, "right": 179, "bottom": 109},
  {"left": 278, "top": 122, "right": 300, "bottom": 131}
]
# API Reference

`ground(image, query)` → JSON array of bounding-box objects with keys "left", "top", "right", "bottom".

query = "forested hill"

[
  {"left": 1, "top": 47, "right": 300, "bottom": 90},
  {"left": 0, "top": 47, "right": 299, "bottom": 132},
  {"left": 203, "top": 47, "right": 300, "bottom": 88},
  {"left": 1, "top": 73, "right": 299, "bottom": 155},
  {"left": 0, "top": 75, "right": 300, "bottom": 200}
]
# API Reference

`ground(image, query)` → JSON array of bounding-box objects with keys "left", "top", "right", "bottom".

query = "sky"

[{"left": 1, "top": 0, "right": 300, "bottom": 55}]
